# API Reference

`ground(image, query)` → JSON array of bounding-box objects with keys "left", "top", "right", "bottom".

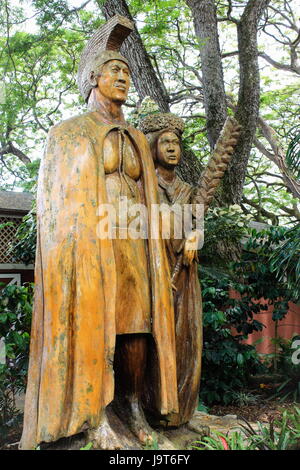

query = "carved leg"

[
  {"left": 86, "top": 409, "right": 123, "bottom": 450},
  {"left": 113, "top": 334, "right": 156, "bottom": 445}
]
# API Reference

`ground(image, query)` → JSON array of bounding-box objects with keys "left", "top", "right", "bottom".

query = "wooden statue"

[
  {"left": 19, "top": 16, "right": 178, "bottom": 450},
  {"left": 140, "top": 113, "right": 241, "bottom": 427}
]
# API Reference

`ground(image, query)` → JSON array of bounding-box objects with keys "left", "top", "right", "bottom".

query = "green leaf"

[{"left": 236, "top": 353, "right": 244, "bottom": 366}]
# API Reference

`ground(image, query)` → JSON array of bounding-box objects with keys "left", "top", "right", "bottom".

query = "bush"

[
  {"left": 270, "top": 224, "right": 300, "bottom": 302},
  {"left": 267, "top": 335, "right": 300, "bottom": 402},
  {"left": 199, "top": 225, "right": 298, "bottom": 406},
  {"left": 10, "top": 208, "right": 37, "bottom": 265},
  {"left": 237, "top": 226, "right": 294, "bottom": 320},
  {"left": 191, "top": 406, "right": 300, "bottom": 450},
  {"left": 199, "top": 269, "right": 266, "bottom": 406},
  {"left": 0, "top": 284, "right": 33, "bottom": 427}
]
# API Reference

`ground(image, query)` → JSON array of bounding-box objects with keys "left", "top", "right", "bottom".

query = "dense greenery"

[
  {"left": 268, "top": 336, "right": 300, "bottom": 402},
  {"left": 0, "top": 284, "right": 33, "bottom": 430},
  {"left": 270, "top": 224, "right": 300, "bottom": 301},
  {"left": 191, "top": 406, "right": 300, "bottom": 450},
  {"left": 10, "top": 208, "right": 37, "bottom": 265},
  {"left": 0, "top": 0, "right": 300, "bottom": 223},
  {"left": 200, "top": 269, "right": 266, "bottom": 405},
  {"left": 199, "top": 222, "right": 299, "bottom": 406}
]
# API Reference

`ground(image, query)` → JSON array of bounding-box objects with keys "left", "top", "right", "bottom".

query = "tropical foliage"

[
  {"left": 200, "top": 268, "right": 266, "bottom": 406},
  {"left": 200, "top": 221, "right": 298, "bottom": 406},
  {"left": 192, "top": 406, "right": 300, "bottom": 450},
  {"left": 0, "top": 0, "right": 299, "bottom": 224},
  {"left": 0, "top": 284, "right": 33, "bottom": 429}
]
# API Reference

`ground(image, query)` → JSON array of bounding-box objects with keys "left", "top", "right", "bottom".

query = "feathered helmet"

[
  {"left": 140, "top": 113, "right": 185, "bottom": 137},
  {"left": 77, "top": 15, "right": 134, "bottom": 103}
]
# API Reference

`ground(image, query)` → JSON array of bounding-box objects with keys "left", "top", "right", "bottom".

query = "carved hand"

[{"left": 183, "top": 230, "right": 202, "bottom": 266}]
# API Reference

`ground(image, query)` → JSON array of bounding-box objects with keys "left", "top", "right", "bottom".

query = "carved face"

[
  {"left": 157, "top": 131, "right": 181, "bottom": 168},
  {"left": 96, "top": 59, "right": 130, "bottom": 103}
]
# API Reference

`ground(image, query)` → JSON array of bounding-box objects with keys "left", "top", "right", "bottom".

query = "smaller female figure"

[{"left": 140, "top": 113, "right": 241, "bottom": 427}]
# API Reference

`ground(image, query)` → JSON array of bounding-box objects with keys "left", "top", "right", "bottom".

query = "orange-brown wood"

[
  {"left": 144, "top": 126, "right": 203, "bottom": 427},
  {"left": 20, "top": 55, "right": 178, "bottom": 448}
]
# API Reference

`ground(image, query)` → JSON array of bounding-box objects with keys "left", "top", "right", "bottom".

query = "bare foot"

[
  {"left": 114, "top": 396, "right": 157, "bottom": 445},
  {"left": 86, "top": 411, "right": 123, "bottom": 450}
]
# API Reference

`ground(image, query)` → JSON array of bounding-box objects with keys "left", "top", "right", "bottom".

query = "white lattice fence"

[{"left": 0, "top": 216, "right": 22, "bottom": 263}]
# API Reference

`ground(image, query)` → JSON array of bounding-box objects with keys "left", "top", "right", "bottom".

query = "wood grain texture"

[{"left": 20, "top": 112, "right": 178, "bottom": 449}]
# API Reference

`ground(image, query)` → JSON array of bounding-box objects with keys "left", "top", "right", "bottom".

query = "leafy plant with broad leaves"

[
  {"left": 199, "top": 267, "right": 266, "bottom": 406},
  {"left": 200, "top": 222, "right": 298, "bottom": 406},
  {"left": 234, "top": 226, "right": 293, "bottom": 321},
  {"left": 270, "top": 224, "right": 300, "bottom": 302},
  {"left": 0, "top": 284, "right": 33, "bottom": 433},
  {"left": 266, "top": 335, "right": 300, "bottom": 402},
  {"left": 285, "top": 126, "right": 300, "bottom": 181}
]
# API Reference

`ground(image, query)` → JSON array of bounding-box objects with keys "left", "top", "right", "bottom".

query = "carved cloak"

[
  {"left": 157, "top": 175, "right": 202, "bottom": 426},
  {"left": 20, "top": 111, "right": 178, "bottom": 449}
]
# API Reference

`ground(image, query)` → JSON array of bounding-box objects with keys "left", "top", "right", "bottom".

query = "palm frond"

[{"left": 286, "top": 127, "right": 300, "bottom": 181}]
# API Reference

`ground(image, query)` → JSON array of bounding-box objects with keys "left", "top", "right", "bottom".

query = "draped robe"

[
  {"left": 20, "top": 111, "right": 178, "bottom": 449},
  {"left": 157, "top": 174, "right": 202, "bottom": 426}
]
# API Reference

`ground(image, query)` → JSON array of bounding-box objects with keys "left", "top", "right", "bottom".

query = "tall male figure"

[{"left": 20, "top": 15, "right": 178, "bottom": 450}]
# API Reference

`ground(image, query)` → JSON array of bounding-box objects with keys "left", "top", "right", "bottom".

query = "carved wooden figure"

[
  {"left": 140, "top": 113, "right": 241, "bottom": 427},
  {"left": 20, "top": 16, "right": 178, "bottom": 450}
]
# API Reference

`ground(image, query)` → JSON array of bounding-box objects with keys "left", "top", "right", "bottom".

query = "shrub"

[
  {"left": 10, "top": 208, "right": 37, "bottom": 265},
  {"left": 200, "top": 225, "right": 298, "bottom": 406},
  {"left": 267, "top": 335, "right": 300, "bottom": 402},
  {"left": 199, "top": 269, "right": 266, "bottom": 406},
  {"left": 270, "top": 224, "right": 300, "bottom": 302},
  {"left": 191, "top": 406, "right": 300, "bottom": 450},
  {"left": 0, "top": 284, "right": 33, "bottom": 427}
]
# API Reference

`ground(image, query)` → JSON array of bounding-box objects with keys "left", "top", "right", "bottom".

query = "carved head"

[
  {"left": 156, "top": 131, "right": 181, "bottom": 169},
  {"left": 77, "top": 15, "right": 133, "bottom": 102},
  {"left": 140, "top": 113, "right": 185, "bottom": 168},
  {"left": 89, "top": 59, "right": 130, "bottom": 104}
]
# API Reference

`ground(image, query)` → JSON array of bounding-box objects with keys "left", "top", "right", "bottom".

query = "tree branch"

[
  {"left": 0, "top": 142, "right": 31, "bottom": 165},
  {"left": 259, "top": 51, "right": 300, "bottom": 75},
  {"left": 256, "top": 117, "right": 300, "bottom": 200}
]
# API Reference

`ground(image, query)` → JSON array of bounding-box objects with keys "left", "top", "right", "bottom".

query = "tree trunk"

[
  {"left": 100, "top": 0, "right": 203, "bottom": 184},
  {"left": 221, "top": 0, "right": 270, "bottom": 205},
  {"left": 185, "top": 0, "right": 227, "bottom": 150},
  {"left": 186, "top": 0, "right": 269, "bottom": 205},
  {"left": 100, "top": 0, "right": 170, "bottom": 112}
]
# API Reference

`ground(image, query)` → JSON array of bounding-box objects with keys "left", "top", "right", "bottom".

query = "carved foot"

[
  {"left": 114, "top": 397, "right": 157, "bottom": 445},
  {"left": 86, "top": 411, "right": 123, "bottom": 450}
]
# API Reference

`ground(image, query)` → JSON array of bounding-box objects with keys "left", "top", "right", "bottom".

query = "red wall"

[{"left": 229, "top": 290, "right": 300, "bottom": 354}]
